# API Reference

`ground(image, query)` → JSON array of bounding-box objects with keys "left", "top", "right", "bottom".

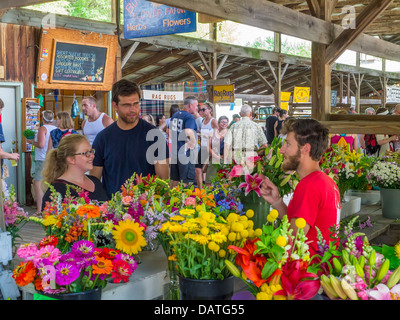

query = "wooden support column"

[
  {"left": 381, "top": 76, "right": 387, "bottom": 108},
  {"left": 210, "top": 22, "right": 218, "bottom": 80},
  {"left": 340, "top": 73, "right": 344, "bottom": 104},
  {"left": 275, "top": 61, "right": 282, "bottom": 108},
  {"left": 310, "top": 0, "right": 334, "bottom": 120}
]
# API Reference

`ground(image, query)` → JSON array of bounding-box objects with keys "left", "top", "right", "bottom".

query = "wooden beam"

[
  {"left": 122, "top": 48, "right": 181, "bottom": 76},
  {"left": 147, "top": 0, "right": 400, "bottom": 63},
  {"left": 133, "top": 53, "right": 198, "bottom": 84},
  {"left": 197, "top": 52, "right": 213, "bottom": 78},
  {"left": 366, "top": 81, "right": 381, "bottom": 97},
  {"left": 325, "top": 0, "right": 394, "bottom": 65},
  {"left": 0, "top": 0, "right": 52, "bottom": 9},
  {"left": 254, "top": 69, "right": 275, "bottom": 91},
  {"left": 215, "top": 54, "right": 229, "bottom": 77},
  {"left": 321, "top": 120, "right": 400, "bottom": 134},
  {"left": 186, "top": 62, "right": 204, "bottom": 80},
  {"left": 121, "top": 41, "right": 139, "bottom": 69},
  {"left": 306, "top": 0, "right": 320, "bottom": 17}
]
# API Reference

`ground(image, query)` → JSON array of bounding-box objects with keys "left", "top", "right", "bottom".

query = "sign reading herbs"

[
  {"left": 50, "top": 41, "right": 108, "bottom": 84},
  {"left": 123, "top": 0, "right": 196, "bottom": 39}
]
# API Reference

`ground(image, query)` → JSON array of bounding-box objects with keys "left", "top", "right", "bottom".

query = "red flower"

[
  {"left": 274, "top": 260, "right": 320, "bottom": 300},
  {"left": 112, "top": 260, "right": 132, "bottom": 283},
  {"left": 39, "top": 236, "right": 58, "bottom": 248},
  {"left": 229, "top": 239, "right": 267, "bottom": 287}
]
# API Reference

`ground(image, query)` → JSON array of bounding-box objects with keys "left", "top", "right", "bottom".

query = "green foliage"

[
  {"left": 25, "top": 0, "right": 112, "bottom": 22},
  {"left": 246, "top": 36, "right": 311, "bottom": 58}
]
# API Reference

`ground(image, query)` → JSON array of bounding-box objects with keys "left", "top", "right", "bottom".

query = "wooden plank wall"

[
  {"left": 0, "top": 22, "right": 39, "bottom": 97},
  {"left": 0, "top": 23, "right": 40, "bottom": 206}
]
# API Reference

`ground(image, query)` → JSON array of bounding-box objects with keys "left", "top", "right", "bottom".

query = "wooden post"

[
  {"left": 311, "top": 42, "right": 331, "bottom": 120},
  {"left": 340, "top": 73, "right": 344, "bottom": 104},
  {"left": 310, "top": 0, "right": 333, "bottom": 120}
]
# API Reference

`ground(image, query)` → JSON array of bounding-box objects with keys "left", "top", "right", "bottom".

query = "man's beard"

[{"left": 281, "top": 149, "right": 301, "bottom": 172}]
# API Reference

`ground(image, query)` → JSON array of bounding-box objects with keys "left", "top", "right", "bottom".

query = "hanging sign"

[
  {"left": 280, "top": 92, "right": 291, "bottom": 110},
  {"left": 142, "top": 90, "right": 184, "bottom": 101},
  {"left": 124, "top": 0, "right": 196, "bottom": 39},
  {"left": 293, "top": 87, "right": 310, "bottom": 103},
  {"left": 212, "top": 85, "right": 235, "bottom": 103}
]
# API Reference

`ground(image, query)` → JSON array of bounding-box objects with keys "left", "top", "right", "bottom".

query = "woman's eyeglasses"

[
  {"left": 73, "top": 149, "right": 95, "bottom": 157},
  {"left": 200, "top": 108, "right": 208, "bottom": 112}
]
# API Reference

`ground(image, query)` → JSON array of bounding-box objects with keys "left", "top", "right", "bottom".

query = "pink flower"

[
  {"left": 33, "top": 245, "right": 61, "bottom": 267},
  {"left": 122, "top": 213, "right": 134, "bottom": 221},
  {"left": 229, "top": 165, "right": 243, "bottom": 178},
  {"left": 122, "top": 196, "right": 133, "bottom": 206},
  {"left": 99, "top": 202, "right": 108, "bottom": 215},
  {"left": 368, "top": 284, "right": 400, "bottom": 300},
  {"left": 238, "top": 173, "right": 263, "bottom": 197},
  {"left": 184, "top": 196, "right": 197, "bottom": 207},
  {"left": 16, "top": 243, "right": 38, "bottom": 260}
]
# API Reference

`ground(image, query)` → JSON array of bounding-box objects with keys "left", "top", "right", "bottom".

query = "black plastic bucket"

[{"left": 179, "top": 276, "right": 234, "bottom": 300}]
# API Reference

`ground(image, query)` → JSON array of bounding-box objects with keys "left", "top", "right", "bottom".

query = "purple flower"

[
  {"left": 55, "top": 262, "right": 80, "bottom": 286},
  {"left": 71, "top": 240, "right": 95, "bottom": 257}
]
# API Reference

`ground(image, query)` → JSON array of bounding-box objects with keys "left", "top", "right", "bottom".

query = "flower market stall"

[{"left": 6, "top": 140, "right": 400, "bottom": 300}]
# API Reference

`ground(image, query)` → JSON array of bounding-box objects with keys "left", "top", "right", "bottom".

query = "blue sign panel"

[
  {"left": 124, "top": 0, "right": 197, "bottom": 39},
  {"left": 331, "top": 90, "right": 338, "bottom": 107}
]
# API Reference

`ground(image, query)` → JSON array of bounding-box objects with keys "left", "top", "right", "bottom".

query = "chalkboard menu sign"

[{"left": 50, "top": 41, "right": 108, "bottom": 84}]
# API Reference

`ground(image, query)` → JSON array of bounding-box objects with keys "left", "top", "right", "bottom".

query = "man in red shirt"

[{"left": 260, "top": 118, "right": 340, "bottom": 257}]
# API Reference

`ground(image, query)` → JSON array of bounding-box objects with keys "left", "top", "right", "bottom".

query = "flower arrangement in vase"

[
  {"left": 317, "top": 216, "right": 400, "bottom": 300},
  {"left": 320, "top": 144, "right": 375, "bottom": 201},
  {"left": 12, "top": 185, "right": 147, "bottom": 297},
  {"left": 160, "top": 205, "right": 261, "bottom": 281},
  {"left": 13, "top": 237, "right": 138, "bottom": 296},
  {"left": 367, "top": 160, "right": 400, "bottom": 190},
  {"left": 225, "top": 210, "right": 321, "bottom": 300}
]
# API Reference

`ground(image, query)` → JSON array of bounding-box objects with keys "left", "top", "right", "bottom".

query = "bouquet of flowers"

[
  {"left": 160, "top": 206, "right": 261, "bottom": 280},
  {"left": 320, "top": 144, "right": 374, "bottom": 199},
  {"left": 367, "top": 160, "right": 400, "bottom": 189},
  {"left": 12, "top": 237, "right": 138, "bottom": 294},
  {"left": 4, "top": 185, "right": 28, "bottom": 248},
  {"left": 318, "top": 216, "right": 400, "bottom": 300},
  {"left": 12, "top": 185, "right": 143, "bottom": 295},
  {"left": 225, "top": 211, "right": 321, "bottom": 300},
  {"left": 214, "top": 137, "right": 298, "bottom": 199}
]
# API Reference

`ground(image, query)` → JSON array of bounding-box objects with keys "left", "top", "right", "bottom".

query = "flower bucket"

[
  {"left": 34, "top": 287, "right": 102, "bottom": 300},
  {"left": 239, "top": 194, "right": 270, "bottom": 230},
  {"left": 380, "top": 188, "right": 400, "bottom": 219},
  {"left": 179, "top": 276, "right": 234, "bottom": 300}
]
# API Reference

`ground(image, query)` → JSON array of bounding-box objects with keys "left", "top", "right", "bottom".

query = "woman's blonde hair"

[
  {"left": 56, "top": 111, "right": 75, "bottom": 129},
  {"left": 42, "top": 134, "right": 89, "bottom": 185}
]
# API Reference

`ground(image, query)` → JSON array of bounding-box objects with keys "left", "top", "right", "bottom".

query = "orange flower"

[
  {"left": 76, "top": 205, "right": 101, "bottom": 219},
  {"left": 192, "top": 188, "right": 206, "bottom": 199},
  {"left": 139, "top": 199, "right": 147, "bottom": 206},
  {"left": 92, "top": 257, "right": 113, "bottom": 275},
  {"left": 34, "top": 276, "right": 44, "bottom": 291},
  {"left": 12, "top": 261, "right": 37, "bottom": 287}
]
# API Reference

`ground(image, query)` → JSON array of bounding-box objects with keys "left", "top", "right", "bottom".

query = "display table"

[{"left": 20, "top": 247, "right": 247, "bottom": 300}]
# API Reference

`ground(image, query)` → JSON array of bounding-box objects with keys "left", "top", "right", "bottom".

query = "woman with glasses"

[{"left": 41, "top": 134, "right": 108, "bottom": 211}]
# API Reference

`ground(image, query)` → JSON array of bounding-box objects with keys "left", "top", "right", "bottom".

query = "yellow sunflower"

[
  {"left": 395, "top": 240, "right": 400, "bottom": 259},
  {"left": 112, "top": 220, "right": 147, "bottom": 255}
]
